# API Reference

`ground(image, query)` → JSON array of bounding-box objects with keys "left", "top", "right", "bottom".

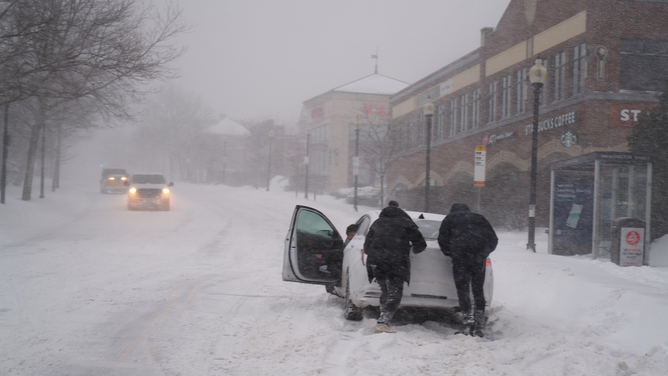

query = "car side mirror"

[
  {"left": 124, "top": 181, "right": 129, "bottom": 186},
  {"left": 168, "top": 182, "right": 174, "bottom": 187}
]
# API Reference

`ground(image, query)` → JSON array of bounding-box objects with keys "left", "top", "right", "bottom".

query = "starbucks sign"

[{"left": 561, "top": 130, "right": 578, "bottom": 147}]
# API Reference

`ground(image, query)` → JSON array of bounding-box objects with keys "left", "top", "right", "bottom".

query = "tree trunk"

[
  {"left": 22, "top": 101, "right": 47, "bottom": 201},
  {"left": 39, "top": 120, "right": 46, "bottom": 199},
  {"left": 21, "top": 118, "right": 43, "bottom": 201},
  {"left": 52, "top": 123, "right": 62, "bottom": 191},
  {"left": 379, "top": 173, "right": 385, "bottom": 209}
]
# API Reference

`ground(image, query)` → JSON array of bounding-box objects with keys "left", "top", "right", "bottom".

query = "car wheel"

[
  {"left": 344, "top": 275, "right": 363, "bottom": 321},
  {"left": 163, "top": 200, "right": 170, "bottom": 211}
]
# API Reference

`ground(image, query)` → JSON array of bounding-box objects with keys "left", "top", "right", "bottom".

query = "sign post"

[{"left": 474, "top": 145, "right": 486, "bottom": 211}]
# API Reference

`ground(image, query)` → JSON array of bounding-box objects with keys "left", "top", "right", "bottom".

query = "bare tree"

[
  {"left": 354, "top": 106, "right": 398, "bottom": 207},
  {"left": 0, "top": 0, "right": 188, "bottom": 200},
  {"left": 238, "top": 119, "right": 275, "bottom": 189},
  {"left": 132, "top": 86, "right": 216, "bottom": 180}
]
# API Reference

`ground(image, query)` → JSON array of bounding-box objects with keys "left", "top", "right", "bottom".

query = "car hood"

[{"left": 131, "top": 183, "right": 169, "bottom": 189}]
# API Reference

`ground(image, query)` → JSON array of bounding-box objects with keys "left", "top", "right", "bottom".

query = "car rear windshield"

[
  {"left": 415, "top": 219, "right": 441, "bottom": 240},
  {"left": 102, "top": 169, "right": 127, "bottom": 176},
  {"left": 132, "top": 175, "right": 166, "bottom": 184}
]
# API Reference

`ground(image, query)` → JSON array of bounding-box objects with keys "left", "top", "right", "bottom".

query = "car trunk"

[{"left": 404, "top": 243, "right": 457, "bottom": 300}]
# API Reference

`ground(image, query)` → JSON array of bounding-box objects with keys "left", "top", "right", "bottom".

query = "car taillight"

[{"left": 486, "top": 259, "right": 491, "bottom": 265}]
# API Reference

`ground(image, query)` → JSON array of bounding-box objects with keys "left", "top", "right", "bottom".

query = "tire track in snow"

[
  {"left": 114, "top": 275, "right": 212, "bottom": 362},
  {"left": 320, "top": 330, "right": 362, "bottom": 375}
]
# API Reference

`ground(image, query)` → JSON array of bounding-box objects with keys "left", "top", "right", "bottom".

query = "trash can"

[{"left": 610, "top": 217, "right": 646, "bottom": 266}]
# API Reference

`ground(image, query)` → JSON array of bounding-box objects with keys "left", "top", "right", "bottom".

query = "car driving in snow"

[
  {"left": 282, "top": 205, "right": 493, "bottom": 320},
  {"left": 125, "top": 173, "right": 173, "bottom": 211},
  {"left": 100, "top": 168, "right": 129, "bottom": 194}
]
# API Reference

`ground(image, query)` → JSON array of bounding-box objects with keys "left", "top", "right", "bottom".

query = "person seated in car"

[{"left": 346, "top": 224, "right": 358, "bottom": 241}]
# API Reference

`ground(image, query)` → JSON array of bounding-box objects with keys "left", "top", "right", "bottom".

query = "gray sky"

[{"left": 170, "top": 0, "right": 511, "bottom": 124}]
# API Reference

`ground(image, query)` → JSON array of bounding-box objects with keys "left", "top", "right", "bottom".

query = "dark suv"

[
  {"left": 125, "top": 173, "right": 173, "bottom": 211},
  {"left": 100, "top": 168, "right": 128, "bottom": 194}
]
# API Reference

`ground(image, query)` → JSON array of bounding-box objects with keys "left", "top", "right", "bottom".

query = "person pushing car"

[
  {"left": 438, "top": 203, "right": 498, "bottom": 337},
  {"left": 364, "top": 201, "right": 426, "bottom": 334}
]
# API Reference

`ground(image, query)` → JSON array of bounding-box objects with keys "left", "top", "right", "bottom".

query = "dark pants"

[
  {"left": 451, "top": 256, "right": 486, "bottom": 313},
  {"left": 371, "top": 261, "right": 405, "bottom": 325}
]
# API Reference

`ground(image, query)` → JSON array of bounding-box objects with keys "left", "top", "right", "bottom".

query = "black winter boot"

[
  {"left": 473, "top": 309, "right": 486, "bottom": 337},
  {"left": 456, "top": 310, "right": 474, "bottom": 335}
]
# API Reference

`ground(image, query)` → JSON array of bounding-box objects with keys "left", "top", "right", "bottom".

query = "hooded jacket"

[
  {"left": 363, "top": 206, "right": 427, "bottom": 283},
  {"left": 438, "top": 203, "right": 498, "bottom": 261}
]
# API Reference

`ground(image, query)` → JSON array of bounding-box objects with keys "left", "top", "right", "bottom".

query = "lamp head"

[
  {"left": 423, "top": 101, "right": 435, "bottom": 116},
  {"left": 529, "top": 58, "right": 547, "bottom": 84}
]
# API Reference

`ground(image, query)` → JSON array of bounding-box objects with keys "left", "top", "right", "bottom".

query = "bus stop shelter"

[{"left": 548, "top": 152, "right": 652, "bottom": 264}]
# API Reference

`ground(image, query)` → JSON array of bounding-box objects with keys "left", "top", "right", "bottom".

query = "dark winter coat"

[
  {"left": 438, "top": 203, "right": 498, "bottom": 262},
  {"left": 364, "top": 206, "right": 427, "bottom": 283}
]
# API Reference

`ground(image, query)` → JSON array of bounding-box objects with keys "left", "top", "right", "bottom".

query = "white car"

[
  {"left": 125, "top": 173, "right": 173, "bottom": 211},
  {"left": 282, "top": 205, "right": 494, "bottom": 320}
]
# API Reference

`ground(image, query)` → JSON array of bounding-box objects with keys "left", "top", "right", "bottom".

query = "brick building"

[
  {"left": 387, "top": 0, "right": 668, "bottom": 230},
  {"left": 300, "top": 72, "right": 409, "bottom": 194}
]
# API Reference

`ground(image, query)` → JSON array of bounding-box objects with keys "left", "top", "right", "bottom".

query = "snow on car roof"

[{"left": 364, "top": 209, "right": 445, "bottom": 221}]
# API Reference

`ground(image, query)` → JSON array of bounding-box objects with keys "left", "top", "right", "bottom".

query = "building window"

[
  {"left": 417, "top": 113, "right": 425, "bottom": 146},
  {"left": 449, "top": 98, "right": 457, "bottom": 136},
  {"left": 551, "top": 51, "right": 566, "bottom": 102},
  {"left": 571, "top": 42, "right": 586, "bottom": 96},
  {"left": 486, "top": 81, "right": 497, "bottom": 124},
  {"left": 620, "top": 38, "right": 668, "bottom": 92},
  {"left": 514, "top": 68, "right": 527, "bottom": 114},
  {"left": 458, "top": 93, "right": 468, "bottom": 132},
  {"left": 436, "top": 104, "right": 445, "bottom": 139},
  {"left": 471, "top": 88, "right": 480, "bottom": 128},
  {"left": 402, "top": 123, "right": 410, "bottom": 150},
  {"left": 311, "top": 125, "right": 329, "bottom": 175},
  {"left": 410, "top": 117, "right": 419, "bottom": 148},
  {"left": 500, "top": 75, "right": 512, "bottom": 119}
]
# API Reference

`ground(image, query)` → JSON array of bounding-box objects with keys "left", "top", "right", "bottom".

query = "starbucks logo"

[{"left": 561, "top": 131, "right": 578, "bottom": 147}]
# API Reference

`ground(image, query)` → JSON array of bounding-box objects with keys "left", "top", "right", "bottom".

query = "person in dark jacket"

[
  {"left": 438, "top": 203, "right": 498, "bottom": 337},
  {"left": 364, "top": 202, "right": 427, "bottom": 333}
]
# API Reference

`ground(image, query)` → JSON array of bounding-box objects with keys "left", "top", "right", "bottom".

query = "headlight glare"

[
  {"left": 162, "top": 188, "right": 170, "bottom": 194},
  {"left": 129, "top": 187, "right": 137, "bottom": 194},
  {"left": 108, "top": 177, "right": 115, "bottom": 180}
]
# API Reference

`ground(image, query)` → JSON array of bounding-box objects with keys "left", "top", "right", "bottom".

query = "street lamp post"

[
  {"left": 527, "top": 58, "right": 547, "bottom": 252},
  {"left": 304, "top": 126, "right": 311, "bottom": 199},
  {"left": 423, "top": 100, "right": 435, "bottom": 213},
  {"left": 353, "top": 117, "right": 360, "bottom": 211},
  {"left": 266, "top": 129, "right": 274, "bottom": 191}
]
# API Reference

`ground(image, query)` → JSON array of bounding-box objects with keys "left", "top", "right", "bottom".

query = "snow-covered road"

[{"left": 1, "top": 181, "right": 667, "bottom": 375}]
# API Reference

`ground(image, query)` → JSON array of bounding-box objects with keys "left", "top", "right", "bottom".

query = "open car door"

[{"left": 283, "top": 205, "right": 343, "bottom": 285}]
